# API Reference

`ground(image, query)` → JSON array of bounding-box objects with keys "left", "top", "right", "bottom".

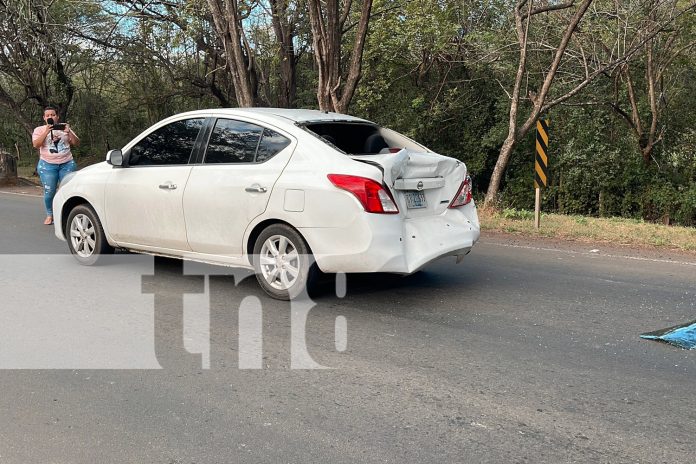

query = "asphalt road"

[{"left": 1, "top": 192, "right": 695, "bottom": 463}]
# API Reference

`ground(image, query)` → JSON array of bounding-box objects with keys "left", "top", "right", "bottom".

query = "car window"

[
  {"left": 204, "top": 119, "right": 263, "bottom": 164},
  {"left": 204, "top": 119, "right": 291, "bottom": 164},
  {"left": 256, "top": 128, "right": 291, "bottom": 162},
  {"left": 128, "top": 118, "right": 204, "bottom": 166}
]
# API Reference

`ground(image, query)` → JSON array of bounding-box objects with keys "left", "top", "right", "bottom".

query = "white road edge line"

[
  {"left": 0, "top": 191, "right": 42, "bottom": 198},
  {"left": 479, "top": 240, "right": 696, "bottom": 267}
]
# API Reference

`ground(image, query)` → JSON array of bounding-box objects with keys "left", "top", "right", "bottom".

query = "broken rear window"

[{"left": 302, "top": 122, "right": 429, "bottom": 155}]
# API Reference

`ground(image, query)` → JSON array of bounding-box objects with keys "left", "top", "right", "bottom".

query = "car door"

[
  {"left": 104, "top": 117, "right": 206, "bottom": 250},
  {"left": 183, "top": 117, "right": 294, "bottom": 256}
]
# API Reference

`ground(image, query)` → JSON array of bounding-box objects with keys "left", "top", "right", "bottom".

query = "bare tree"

[
  {"left": 206, "top": 0, "right": 258, "bottom": 107},
  {"left": 268, "top": 0, "right": 302, "bottom": 107},
  {"left": 483, "top": 0, "right": 696, "bottom": 207},
  {"left": 609, "top": 2, "right": 696, "bottom": 165},
  {"left": 108, "top": 0, "right": 236, "bottom": 107},
  {"left": 0, "top": 0, "right": 78, "bottom": 134},
  {"left": 307, "top": 0, "right": 373, "bottom": 112}
]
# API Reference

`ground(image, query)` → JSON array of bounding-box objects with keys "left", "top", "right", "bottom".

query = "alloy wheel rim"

[
  {"left": 259, "top": 234, "right": 300, "bottom": 290},
  {"left": 69, "top": 213, "right": 96, "bottom": 258}
]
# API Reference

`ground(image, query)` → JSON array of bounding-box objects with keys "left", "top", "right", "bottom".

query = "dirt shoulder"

[
  {"left": 480, "top": 230, "right": 696, "bottom": 264},
  {"left": 0, "top": 177, "right": 43, "bottom": 197},
  {"left": 480, "top": 208, "right": 696, "bottom": 255}
]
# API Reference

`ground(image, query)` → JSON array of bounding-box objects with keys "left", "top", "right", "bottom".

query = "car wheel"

[
  {"left": 253, "top": 224, "right": 317, "bottom": 300},
  {"left": 66, "top": 204, "right": 114, "bottom": 265}
]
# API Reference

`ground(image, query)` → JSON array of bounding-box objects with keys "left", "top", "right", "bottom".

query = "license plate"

[{"left": 405, "top": 191, "right": 427, "bottom": 209}]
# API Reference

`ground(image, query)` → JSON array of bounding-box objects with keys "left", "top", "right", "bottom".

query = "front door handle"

[
  {"left": 245, "top": 185, "right": 267, "bottom": 193},
  {"left": 159, "top": 183, "right": 177, "bottom": 190}
]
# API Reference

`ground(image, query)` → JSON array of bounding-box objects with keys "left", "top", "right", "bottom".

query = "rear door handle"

[
  {"left": 245, "top": 185, "right": 267, "bottom": 193},
  {"left": 159, "top": 183, "right": 177, "bottom": 190}
]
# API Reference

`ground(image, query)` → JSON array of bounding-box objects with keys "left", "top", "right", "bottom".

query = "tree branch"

[
  {"left": 523, "top": 1, "right": 576, "bottom": 18},
  {"left": 540, "top": 1, "right": 696, "bottom": 114}
]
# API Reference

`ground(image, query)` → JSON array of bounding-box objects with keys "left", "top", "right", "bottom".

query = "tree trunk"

[
  {"left": 278, "top": 42, "right": 296, "bottom": 108},
  {"left": 206, "top": 0, "right": 257, "bottom": 107},
  {"left": 270, "top": 0, "right": 297, "bottom": 108},
  {"left": 0, "top": 152, "right": 18, "bottom": 187},
  {"left": 643, "top": 38, "right": 659, "bottom": 166},
  {"left": 483, "top": 0, "right": 530, "bottom": 207},
  {"left": 558, "top": 171, "right": 564, "bottom": 213},
  {"left": 307, "top": 0, "right": 373, "bottom": 112},
  {"left": 614, "top": 38, "right": 662, "bottom": 166},
  {"left": 485, "top": 136, "right": 517, "bottom": 206}
]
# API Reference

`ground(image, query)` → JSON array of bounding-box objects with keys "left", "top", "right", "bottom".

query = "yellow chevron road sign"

[{"left": 535, "top": 118, "right": 549, "bottom": 189}]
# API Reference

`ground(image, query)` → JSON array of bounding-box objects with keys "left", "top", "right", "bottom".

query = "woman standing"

[{"left": 32, "top": 106, "right": 79, "bottom": 225}]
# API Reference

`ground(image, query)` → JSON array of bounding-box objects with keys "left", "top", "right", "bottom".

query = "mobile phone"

[{"left": 52, "top": 123, "right": 66, "bottom": 131}]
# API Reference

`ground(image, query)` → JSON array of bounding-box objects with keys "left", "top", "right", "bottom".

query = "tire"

[
  {"left": 253, "top": 224, "right": 317, "bottom": 300},
  {"left": 65, "top": 204, "right": 114, "bottom": 265}
]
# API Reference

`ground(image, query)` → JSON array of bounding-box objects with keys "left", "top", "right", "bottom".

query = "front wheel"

[
  {"left": 66, "top": 204, "right": 114, "bottom": 265},
  {"left": 253, "top": 224, "right": 317, "bottom": 300}
]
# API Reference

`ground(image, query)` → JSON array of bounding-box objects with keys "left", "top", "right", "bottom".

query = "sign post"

[{"left": 534, "top": 118, "right": 549, "bottom": 229}]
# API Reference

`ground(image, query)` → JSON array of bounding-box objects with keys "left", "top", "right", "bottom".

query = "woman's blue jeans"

[{"left": 37, "top": 159, "right": 77, "bottom": 215}]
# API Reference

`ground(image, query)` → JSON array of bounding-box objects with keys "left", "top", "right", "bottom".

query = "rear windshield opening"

[
  {"left": 304, "top": 122, "right": 380, "bottom": 154},
  {"left": 302, "top": 122, "right": 428, "bottom": 155}
]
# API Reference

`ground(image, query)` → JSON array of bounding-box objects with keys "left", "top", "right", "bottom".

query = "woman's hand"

[
  {"left": 64, "top": 124, "right": 80, "bottom": 146},
  {"left": 32, "top": 124, "right": 54, "bottom": 148}
]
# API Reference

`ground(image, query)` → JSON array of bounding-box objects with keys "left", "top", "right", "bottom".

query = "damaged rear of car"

[{"left": 297, "top": 118, "right": 480, "bottom": 274}]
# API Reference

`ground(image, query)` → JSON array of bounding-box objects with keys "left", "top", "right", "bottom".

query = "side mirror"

[{"left": 106, "top": 149, "right": 123, "bottom": 166}]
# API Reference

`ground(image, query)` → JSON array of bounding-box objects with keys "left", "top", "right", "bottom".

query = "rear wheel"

[
  {"left": 66, "top": 204, "right": 114, "bottom": 265},
  {"left": 253, "top": 224, "right": 316, "bottom": 300}
]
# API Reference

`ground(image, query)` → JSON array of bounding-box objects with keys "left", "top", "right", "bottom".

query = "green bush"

[{"left": 501, "top": 208, "right": 534, "bottom": 220}]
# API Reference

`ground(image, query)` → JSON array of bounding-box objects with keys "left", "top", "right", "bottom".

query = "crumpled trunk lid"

[{"left": 351, "top": 150, "right": 466, "bottom": 218}]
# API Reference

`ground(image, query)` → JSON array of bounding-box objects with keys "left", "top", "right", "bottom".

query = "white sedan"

[{"left": 53, "top": 108, "right": 480, "bottom": 299}]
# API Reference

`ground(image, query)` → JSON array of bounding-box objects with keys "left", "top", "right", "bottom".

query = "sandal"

[{"left": 44, "top": 216, "right": 53, "bottom": 225}]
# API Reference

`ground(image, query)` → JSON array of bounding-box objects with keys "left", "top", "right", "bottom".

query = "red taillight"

[
  {"left": 449, "top": 175, "right": 472, "bottom": 208},
  {"left": 328, "top": 174, "right": 399, "bottom": 214}
]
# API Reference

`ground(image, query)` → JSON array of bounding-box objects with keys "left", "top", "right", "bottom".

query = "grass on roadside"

[
  {"left": 17, "top": 153, "right": 102, "bottom": 181},
  {"left": 479, "top": 207, "right": 696, "bottom": 253},
  {"left": 18, "top": 165, "right": 37, "bottom": 179}
]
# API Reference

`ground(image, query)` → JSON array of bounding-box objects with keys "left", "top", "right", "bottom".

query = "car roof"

[{"left": 175, "top": 108, "right": 373, "bottom": 125}]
